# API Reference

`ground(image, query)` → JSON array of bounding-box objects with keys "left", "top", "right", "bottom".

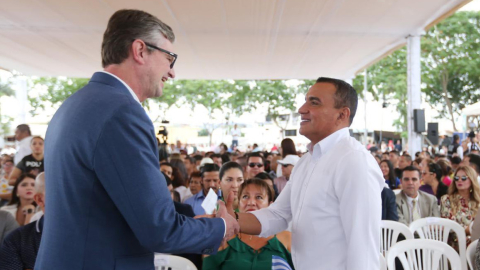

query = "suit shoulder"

[{"left": 419, "top": 190, "right": 437, "bottom": 202}]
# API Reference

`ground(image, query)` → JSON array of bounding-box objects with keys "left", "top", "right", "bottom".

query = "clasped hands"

[{"left": 195, "top": 191, "right": 240, "bottom": 244}]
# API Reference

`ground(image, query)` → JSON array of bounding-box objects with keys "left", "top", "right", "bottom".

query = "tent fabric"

[{"left": 0, "top": 0, "right": 470, "bottom": 79}]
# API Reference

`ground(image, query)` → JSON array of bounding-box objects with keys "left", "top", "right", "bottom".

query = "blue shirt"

[{"left": 184, "top": 190, "right": 221, "bottom": 216}]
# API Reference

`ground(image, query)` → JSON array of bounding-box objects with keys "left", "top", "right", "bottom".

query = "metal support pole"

[
  {"left": 407, "top": 33, "right": 423, "bottom": 155},
  {"left": 364, "top": 69, "right": 368, "bottom": 145}
]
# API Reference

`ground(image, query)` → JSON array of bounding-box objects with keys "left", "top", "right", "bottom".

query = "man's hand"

[{"left": 216, "top": 200, "right": 239, "bottom": 243}]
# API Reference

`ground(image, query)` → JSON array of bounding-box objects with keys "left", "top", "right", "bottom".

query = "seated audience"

[
  {"left": 8, "top": 137, "right": 44, "bottom": 185},
  {"left": 381, "top": 185, "right": 398, "bottom": 221},
  {"left": 276, "top": 138, "right": 297, "bottom": 178},
  {"left": 0, "top": 160, "right": 14, "bottom": 206},
  {"left": 246, "top": 153, "right": 265, "bottom": 179},
  {"left": 0, "top": 210, "right": 18, "bottom": 244},
  {"left": 161, "top": 162, "right": 189, "bottom": 202},
  {"left": 219, "top": 162, "right": 244, "bottom": 212},
  {"left": 412, "top": 157, "right": 423, "bottom": 169},
  {"left": 440, "top": 165, "right": 480, "bottom": 250},
  {"left": 1, "top": 174, "right": 37, "bottom": 226},
  {"left": 187, "top": 171, "right": 202, "bottom": 197},
  {"left": 396, "top": 166, "right": 440, "bottom": 226},
  {"left": 437, "top": 159, "right": 453, "bottom": 186},
  {"left": 254, "top": 172, "right": 278, "bottom": 200},
  {"left": 170, "top": 158, "right": 189, "bottom": 182},
  {"left": 380, "top": 160, "right": 400, "bottom": 190},
  {"left": 202, "top": 179, "right": 293, "bottom": 270},
  {"left": 419, "top": 163, "right": 448, "bottom": 204},
  {"left": 397, "top": 154, "right": 413, "bottom": 179},
  {"left": 451, "top": 156, "right": 462, "bottom": 172},
  {"left": 183, "top": 156, "right": 196, "bottom": 178},
  {"left": 274, "top": 155, "right": 300, "bottom": 194},
  {"left": 184, "top": 164, "right": 221, "bottom": 216},
  {"left": 0, "top": 172, "right": 46, "bottom": 269},
  {"left": 211, "top": 154, "right": 223, "bottom": 168}
]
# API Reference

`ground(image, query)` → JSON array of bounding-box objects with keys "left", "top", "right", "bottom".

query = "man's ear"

[
  {"left": 131, "top": 40, "right": 148, "bottom": 65},
  {"left": 34, "top": 193, "right": 45, "bottom": 208},
  {"left": 337, "top": 107, "right": 351, "bottom": 124}
]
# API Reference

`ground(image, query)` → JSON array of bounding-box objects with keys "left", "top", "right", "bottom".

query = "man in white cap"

[{"left": 274, "top": 155, "right": 300, "bottom": 194}]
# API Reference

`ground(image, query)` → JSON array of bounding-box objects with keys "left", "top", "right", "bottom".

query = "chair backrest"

[
  {"left": 467, "top": 239, "right": 478, "bottom": 270},
  {"left": 387, "top": 239, "right": 462, "bottom": 270},
  {"left": 393, "top": 189, "right": 402, "bottom": 195},
  {"left": 380, "top": 220, "right": 414, "bottom": 257},
  {"left": 410, "top": 217, "right": 467, "bottom": 270},
  {"left": 154, "top": 254, "right": 198, "bottom": 270},
  {"left": 379, "top": 253, "right": 387, "bottom": 270}
]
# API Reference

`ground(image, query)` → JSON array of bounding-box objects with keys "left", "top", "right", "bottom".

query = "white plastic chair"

[
  {"left": 381, "top": 220, "right": 414, "bottom": 257},
  {"left": 393, "top": 189, "right": 402, "bottom": 195},
  {"left": 410, "top": 217, "right": 467, "bottom": 270},
  {"left": 387, "top": 239, "right": 462, "bottom": 270},
  {"left": 154, "top": 254, "right": 197, "bottom": 270},
  {"left": 379, "top": 252, "right": 387, "bottom": 270},
  {"left": 467, "top": 239, "right": 478, "bottom": 270}
]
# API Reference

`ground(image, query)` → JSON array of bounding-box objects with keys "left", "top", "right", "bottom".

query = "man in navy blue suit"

[{"left": 35, "top": 9, "right": 239, "bottom": 270}]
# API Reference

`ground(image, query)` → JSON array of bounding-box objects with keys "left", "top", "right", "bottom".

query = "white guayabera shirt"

[{"left": 252, "top": 128, "right": 384, "bottom": 270}]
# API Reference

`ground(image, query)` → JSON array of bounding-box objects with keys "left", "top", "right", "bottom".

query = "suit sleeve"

[
  {"left": 385, "top": 189, "right": 399, "bottom": 221},
  {"left": 93, "top": 103, "right": 224, "bottom": 254}
]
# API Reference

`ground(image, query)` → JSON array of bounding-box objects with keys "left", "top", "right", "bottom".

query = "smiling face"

[
  {"left": 380, "top": 162, "right": 390, "bottom": 178},
  {"left": 298, "top": 82, "right": 348, "bottom": 145},
  {"left": 239, "top": 184, "right": 271, "bottom": 213}
]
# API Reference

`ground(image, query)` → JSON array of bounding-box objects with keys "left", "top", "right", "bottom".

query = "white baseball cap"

[{"left": 277, "top": 155, "right": 300, "bottom": 166}]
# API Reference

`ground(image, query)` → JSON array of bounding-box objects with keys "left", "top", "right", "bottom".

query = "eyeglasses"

[
  {"left": 136, "top": 40, "right": 178, "bottom": 69},
  {"left": 454, "top": 176, "right": 468, "bottom": 181},
  {"left": 248, "top": 162, "right": 264, "bottom": 168}
]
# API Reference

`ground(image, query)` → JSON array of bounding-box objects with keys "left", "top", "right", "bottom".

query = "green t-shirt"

[
  {"left": 202, "top": 235, "right": 294, "bottom": 270},
  {"left": 219, "top": 197, "right": 239, "bottom": 213}
]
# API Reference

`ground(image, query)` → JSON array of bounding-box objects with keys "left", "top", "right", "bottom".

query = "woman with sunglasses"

[
  {"left": 440, "top": 165, "right": 480, "bottom": 250},
  {"left": 419, "top": 162, "right": 448, "bottom": 204},
  {"left": 219, "top": 162, "right": 244, "bottom": 212},
  {"left": 203, "top": 179, "right": 293, "bottom": 270},
  {"left": 276, "top": 138, "right": 298, "bottom": 178}
]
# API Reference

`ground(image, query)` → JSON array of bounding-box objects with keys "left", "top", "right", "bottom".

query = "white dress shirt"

[
  {"left": 14, "top": 136, "right": 33, "bottom": 165},
  {"left": 406, "top": 195, "right": 421, "bottom": 224},
  {"left": 252, "top": 128, "right": 384, "bottom": 270}
]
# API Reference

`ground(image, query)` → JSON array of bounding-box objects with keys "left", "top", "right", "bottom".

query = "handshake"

[{"left": 195, "top": 191, "right": 240, "bottom": 243}]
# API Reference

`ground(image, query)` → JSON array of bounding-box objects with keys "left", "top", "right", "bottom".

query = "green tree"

[
  {"left": 28, "top": 77, "right": 89, "bottom": 116},
  {"left": 0, "top": 81, "right": 15, "bottom": 135},
  {"left": 353, "top": 48, "right": 408, "bottom": 136},
  {"left": 422, "top": 11, "right": 480, "bottom": 131}
]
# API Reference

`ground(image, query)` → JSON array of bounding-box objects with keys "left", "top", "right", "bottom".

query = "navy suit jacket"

[
  {"left": 381, "top": 187, "right": 399, "bottom": 221},
  {"left": 35, "top": 72, "right": 224, "bottom": 270}
]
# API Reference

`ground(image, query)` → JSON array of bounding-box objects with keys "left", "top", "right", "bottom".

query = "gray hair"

[
  {"left": 101, "top": 9, "right": 175, "bottom": 68},
  {"left": 35, "top": 172, "right": 45, "bottom": 194}
]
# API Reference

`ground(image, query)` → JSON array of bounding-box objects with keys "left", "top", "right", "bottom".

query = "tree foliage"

[{"left": 353, "top": 11, "right": 480, "bottom": 134}]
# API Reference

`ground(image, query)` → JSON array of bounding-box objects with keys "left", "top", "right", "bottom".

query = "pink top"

[{"left": 442, "top": 176, "right": 452, "bottom": 186}]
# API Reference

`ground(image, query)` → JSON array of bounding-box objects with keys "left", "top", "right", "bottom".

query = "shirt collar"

[
  {"left": 406, "top": 193, "right": 419, "bottom": 204},
  {"left": 99, "top": 71, "right": 141, "bottom": 104},
  {"left": 307, "top": 128, "right": 350, "bottom": 159}
]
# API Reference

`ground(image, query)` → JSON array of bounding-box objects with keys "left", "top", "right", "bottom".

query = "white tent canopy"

[
  {"left": 0, "top": 0, "right": 470, "bottom": 80},
  {"left": 463, "top": 101, "right": 480, "bottom": 117}
]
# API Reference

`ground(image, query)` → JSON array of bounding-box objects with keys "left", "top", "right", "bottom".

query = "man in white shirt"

[
  {"left": 231, "top": 124, "right": 241, "bottom": 149},
  {"left": 14, "top": 124, "right": 33, "bottom": 165},
  {"left": 396, "top": 166, "right": 439, "bottom": 226},
  {"left": 229, "top": 77, "right": 384, "bottom": 269}
]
